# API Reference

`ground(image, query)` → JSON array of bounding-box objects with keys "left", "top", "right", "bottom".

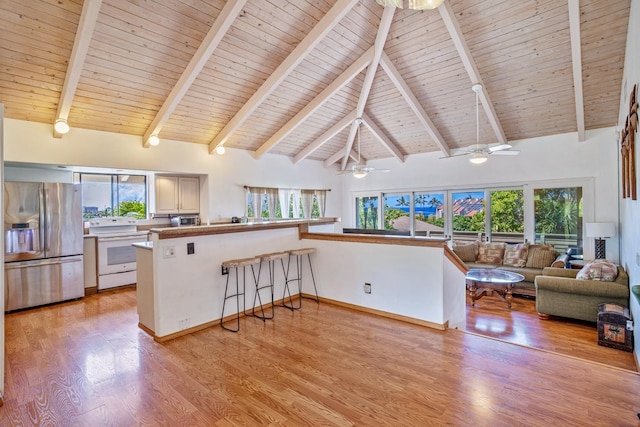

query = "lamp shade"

[{"left": 585, "top": 222, "right": 616, "bottom": 238}]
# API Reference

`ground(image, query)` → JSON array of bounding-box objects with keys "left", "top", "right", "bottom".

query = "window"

[
  {"left": 414, "top": 192, "right": 445, "bottom": 237},
  {"left": 489, "top": 189, "right": 524, "bottom": 243},
  {"left": 355, "top": 196, "right": 379, "bottom": 229},
  {"left": 452, "top": 191, "right": 485, "bottom": 241},
  {"left": 246, "top": 188, "right": 321, "bottom": 219},
  {"left": 383, "top": 193, "right": 410, "bottom": 232},
  {"left": 534, "top": 186, "right": 583, "bottom": 252},
  {"left": 76, "top": 173, "right": 147, "bottom": 219}
]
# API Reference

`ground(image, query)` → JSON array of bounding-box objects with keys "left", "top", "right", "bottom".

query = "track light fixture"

[{"left": 54, "top": 118, "right": 70, "bottom": 134}]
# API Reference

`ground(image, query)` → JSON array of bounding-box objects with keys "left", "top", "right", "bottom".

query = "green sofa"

[{"left": 534, "top": 266, "right": 629, "bottom": 322}]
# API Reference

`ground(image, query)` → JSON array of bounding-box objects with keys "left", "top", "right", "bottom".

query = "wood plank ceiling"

[{"left": 0, "top": 0, "right": 631, "bottom": 168}]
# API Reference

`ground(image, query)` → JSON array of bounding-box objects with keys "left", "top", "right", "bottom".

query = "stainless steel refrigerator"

[{"left": 4, "top": 182, "right": 84, "bottom": 311}]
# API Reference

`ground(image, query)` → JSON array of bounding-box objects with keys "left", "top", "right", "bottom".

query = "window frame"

[{"left": 75, "top": 172, "right": 148, "bottom": 219}]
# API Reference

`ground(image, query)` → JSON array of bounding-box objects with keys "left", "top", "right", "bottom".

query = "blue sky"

[{"left": 384, "top": 191, "right": 484, "bottom": 209}]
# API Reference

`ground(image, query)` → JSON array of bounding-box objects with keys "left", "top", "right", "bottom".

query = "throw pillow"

[
  {"left": 502, "top": 242, "right": 529, "bottom": 267},
  {"left": 577, "top": 261, "right": 618, "bottom": 282},
  {"left": 477, "top": 242, "right": 506, "bottom": 265},
  {"left": 525, "top": 244, "right": 558, "bottom": 269},
  {"left": 452, "top": 241, "right": 478, "bottom": 263}
]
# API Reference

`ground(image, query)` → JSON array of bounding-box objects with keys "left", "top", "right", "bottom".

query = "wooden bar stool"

[
  {"left": 220, "top": 256, "right": 260, "bottom": 332},
  {"left": 283, "top": 247, "right": 319, "bottom": 310},
  {"left": 253, "top": 251, "right": 289, "bottom": 320}
]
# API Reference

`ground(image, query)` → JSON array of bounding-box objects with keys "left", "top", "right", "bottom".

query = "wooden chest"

[{"left": 597, "top": 303, "right": 633, "bottom": 352}]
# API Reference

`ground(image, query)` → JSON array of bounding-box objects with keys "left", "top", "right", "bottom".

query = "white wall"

[
  {"left": 618, "top": 0, "right": 640, "bottom": 362},
  {"left": 341, "top": 127, "right": 620, "bottom": 262},
  {"left": 3, "top": 118, "right": 343, "bottom": 222}
]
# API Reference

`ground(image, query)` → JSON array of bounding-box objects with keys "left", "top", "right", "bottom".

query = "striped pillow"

[
  {"left": 503, "top": 242, "right": 529, "bottom": 267},
  {"left": 525, "top": 244, "right": 557, "bottom": 269},
  {"left": 452, "top": 241, "right": 478, "bottom": 262}
]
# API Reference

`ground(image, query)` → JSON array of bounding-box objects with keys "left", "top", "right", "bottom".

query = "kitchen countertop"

[{"left": 149, "top": 217, "right": 338, "bottom": 240}]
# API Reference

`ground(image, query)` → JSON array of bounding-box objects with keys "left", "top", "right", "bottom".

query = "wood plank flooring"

[
  {"left": 462, "top": 294, "right": 638, "bottom": 371},
  {"left": 1, "top": 288, "right": 640, "bottom": 426}
]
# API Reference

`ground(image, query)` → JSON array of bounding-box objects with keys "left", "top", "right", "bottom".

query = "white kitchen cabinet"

[{"left": 155, "top": 175, "right": 200, "bottom": 214}]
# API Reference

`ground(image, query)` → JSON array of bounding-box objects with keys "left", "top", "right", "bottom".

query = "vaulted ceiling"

[{"left": 0, "top": 0, "right": 631, "bottom": 168}]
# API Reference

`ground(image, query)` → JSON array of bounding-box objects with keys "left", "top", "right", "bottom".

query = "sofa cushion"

[
  {"left": 452, "top": 241, "right": 478, "bottom": 262},
  {"left": 477, "top": 242, "right": 506, "bottom": 264},
  {"left": 466, "top": 262, "right": 501, "bottom": 270},
  {"left": 577, "top": 260, "right": 618, "bottom": 282},
  {"left": 525, "top": 244, "right": 557, "bottom": 269},
  {"left": 497, "top": 266, "right": 541, "bottom": 284},
  {"left": 503, "top": 242, "right": 529, "bottom": 267}
]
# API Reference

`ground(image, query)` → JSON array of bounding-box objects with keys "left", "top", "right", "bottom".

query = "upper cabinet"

[{"left": 155, "top": 175, "right": 200, "bottom": 214}]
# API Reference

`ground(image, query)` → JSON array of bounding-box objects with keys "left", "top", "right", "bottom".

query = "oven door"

[{"left": 97, "top": 235, "right": 147, "bottom": 275}]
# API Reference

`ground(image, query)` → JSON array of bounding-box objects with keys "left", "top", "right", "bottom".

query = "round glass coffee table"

[{"left": 465, "top": 269, "right": 525, "bottom": 310}]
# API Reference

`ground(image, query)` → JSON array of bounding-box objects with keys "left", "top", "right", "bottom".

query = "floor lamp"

[{"left": 585, "top": 222, "right": 616, "bottom": 260}]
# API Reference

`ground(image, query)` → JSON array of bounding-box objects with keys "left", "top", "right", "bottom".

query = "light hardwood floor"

[
  {"left": 2, "top": 288, "right": 640, "bottom": 426},
  {"left": 462, "top": 294, "right": 638, "bottom": 372}
]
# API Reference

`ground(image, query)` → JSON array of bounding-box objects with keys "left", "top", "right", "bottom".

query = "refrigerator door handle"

[{"left": 4, "top": 257, "right": 83, "bottom": 269}]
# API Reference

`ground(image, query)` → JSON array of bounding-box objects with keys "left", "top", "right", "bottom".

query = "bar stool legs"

[
  {"left": 220, "top": 257, "right": 260, "bottom": 332},
  {"left": 251, "top": 252, "right": 288, "bottom": 321},
  {"left": 283, "top": 248, "right": 319, "bottom": 310}
]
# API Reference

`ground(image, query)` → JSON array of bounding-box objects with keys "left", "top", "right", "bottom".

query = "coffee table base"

[{"left": 467, "top": 281, "right": 514, "bottom": 310}]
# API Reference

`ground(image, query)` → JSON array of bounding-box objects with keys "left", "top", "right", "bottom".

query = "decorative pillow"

[
  {"left": 502, "top": 242, "right": 529, "bottom": 267},
  {"left": 577, "top": 261, "right": 618, "bottom": 282},
  {"left": 477, "top": 242, "right": 506, "bottom": 265},
  {"left": 525, "top": 244, "right": 557, "bottom": 269},
  {"left": 452, "top": 241, "right": 478, "bottom": 263}
]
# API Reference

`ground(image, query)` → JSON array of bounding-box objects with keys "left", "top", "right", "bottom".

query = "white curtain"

[
  {"left": 249, "top": 187, "right": 264, "bottom": 218},
  {"left": 265, "top": 188, "right": 278, "bottom": 219},
  {"left": 291, "top": 189, "right": 301, "bottom": 218},
  {"left": 278, "top": 189, "right": 292, "bottom": 218},
  {"left": 301, "top": 190, "right": 315, "bottom": 219},
  {"left": 315, "top": 190, "right": 327, "bottom": 217}
]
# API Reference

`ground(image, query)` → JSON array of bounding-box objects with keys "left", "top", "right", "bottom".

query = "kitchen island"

[
  {"left": 135, "top": 219, "right": 339, "bottom": 340},
  {"left": 136, "top": 218, "right": 466, "bottom": 342}
]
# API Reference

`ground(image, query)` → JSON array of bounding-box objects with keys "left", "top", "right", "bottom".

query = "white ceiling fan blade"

[
  {"left": 491, "top": 150, "right": 520, "bottom": 156},
  {"left": 488, "top": 144, "right": 512, "bottom": 152}
]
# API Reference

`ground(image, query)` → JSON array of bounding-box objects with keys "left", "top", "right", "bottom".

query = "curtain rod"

[{"left": 244, "top": 186, "right": 331, "bottom": 192}]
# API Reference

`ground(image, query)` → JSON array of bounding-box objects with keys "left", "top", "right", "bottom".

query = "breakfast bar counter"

[{"left": 149, "top": 218, "right": 338, "bottom": 239}]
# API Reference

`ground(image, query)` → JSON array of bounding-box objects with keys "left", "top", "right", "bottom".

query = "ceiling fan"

[
  {"left": 338, "top": 118, "right": 390, "bottom": 178},
  {"left": 446, "top": 84, "right": 519, "bottom": 164}
]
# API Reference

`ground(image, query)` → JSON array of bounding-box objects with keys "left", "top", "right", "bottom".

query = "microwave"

[{"left": 170, "top": 216, "right": 200, "bottom": 227}]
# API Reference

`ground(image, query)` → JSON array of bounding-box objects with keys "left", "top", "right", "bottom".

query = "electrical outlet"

[
  {"left": 163, "top": 246, "right": 175, "bottom": 258},
  {"left": 627, "top": 320, "right": 634, "bottom": 331},
  {"left": 364, "top": 283, "right": 371, "bottom": 294},
  {"left": 187, "top": 242, "right": 195, "bottom": 254},
  {"left": 636, "top": 252, "right": 640, "bottom": 267}
]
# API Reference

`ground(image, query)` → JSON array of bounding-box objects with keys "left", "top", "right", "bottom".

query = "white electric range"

[{"left": 88, "top": 217, "right": 149, "bottom": 290}]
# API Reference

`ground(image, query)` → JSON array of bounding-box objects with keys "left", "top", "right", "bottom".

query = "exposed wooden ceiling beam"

[
  {"left": 255, "top": 48, "right": 374, "bottom": 159},
  {"left": 142, "top": 0, "right": 247, "bottom": 148},
  {"left": 53, "top": 0, "right": 102, "bottom": 138},
  {"left": 438, "top": 1, "right": 507, "bottom": 145},
  {"left": 324, "top": 147, "right": 362, "bottom": 168},
  {"left": 568, "top": 0, "right": 586, "bottom": 142},
  {"left": 379, "top": 52, "right": 450, "bottom": 157},
  {"left": 209, "top": 0, "right": 360, "bottom": 154},
  {"left": 340, "top": 6, "right": 395, "bottom": 170},
  {"left": 361, "top": 113, "right": 404, "bottom": 162},
  {"left": 293, "top": 111, "right": 357, "bottom": 164}
]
